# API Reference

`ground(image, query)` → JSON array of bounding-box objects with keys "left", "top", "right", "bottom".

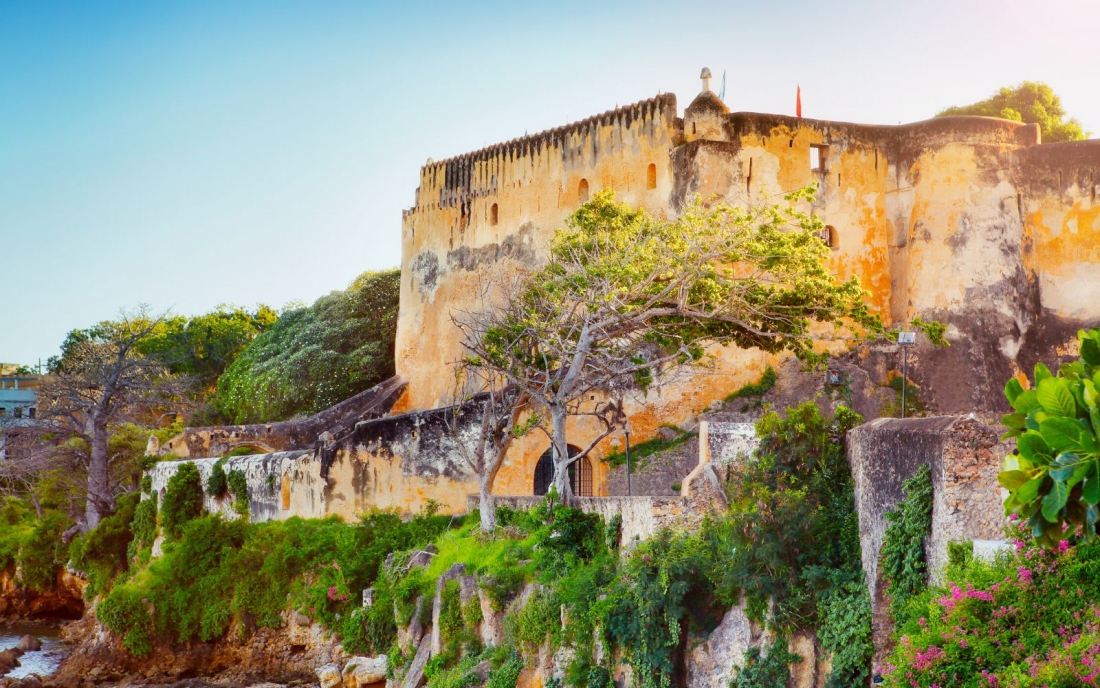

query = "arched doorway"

[{"left": 533, "top": 445, "right": 593, "bottom": 497}]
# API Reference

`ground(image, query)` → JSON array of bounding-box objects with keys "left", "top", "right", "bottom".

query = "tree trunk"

[
  {"left": 84, "top": 414, "right": 112, "bottom": 530},
  {"left": 550, "top": 405, "right": 574, "bottom": 506},
  {"left": 478, "top": 473, "right": 497, "bottom": 532}
]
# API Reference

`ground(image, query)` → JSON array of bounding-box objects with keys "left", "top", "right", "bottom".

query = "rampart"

[{"left": 162, "top": 376, "right": 406, "bottom": 459}]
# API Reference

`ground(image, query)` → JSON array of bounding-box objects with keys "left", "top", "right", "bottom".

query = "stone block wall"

[{"left": 847, "top": 415, "right": 1011, "bottom": 657}]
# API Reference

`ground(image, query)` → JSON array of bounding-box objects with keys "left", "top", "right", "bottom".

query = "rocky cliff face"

[
  {"left": 45, "top": 611, "right": 345, "bottom": 687},
  {"left": 0, "top": 571, "right": 84, "bottom": 623}
]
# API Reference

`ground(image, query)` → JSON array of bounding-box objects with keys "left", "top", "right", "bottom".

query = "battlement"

[{"left": 405, "top": 93, "right": 679, "bottom": 218}]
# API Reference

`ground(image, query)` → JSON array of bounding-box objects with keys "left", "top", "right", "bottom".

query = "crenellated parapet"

[{"left": 403, "top": 93, "right": 679, "bottom": 220}]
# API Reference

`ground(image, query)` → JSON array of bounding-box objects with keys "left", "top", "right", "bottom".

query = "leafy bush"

[
  {"left": 1000, "top": 328, "right": 1100, "bottom": 545},
  {"left": 227, "top": 468, "right": 249, "bottom": 517},
  {"left": 97, "top": 507, "right": 454, "bottom": 656},
  {"left": 161, "top": 462, "right": 204, "bottom": 540},
  {"left": 0, "top": 498, "right": 33, "bottom": 570},
  {"left": 17, "top": 511, "right": 72, "bottom": 591},
  {"left": 715, "top": 402, "right": 867, "bottom": 630},
  {"left": 70, "top": 492, "right": 140, "bottom": 598},
  {"left": 206, "top": 459, "right": 229, "bottom": 497},
  {"left": 725, "top": 365, "right": 778, "bottom": 409},
  {"left": 729, "top": 641, "right": 799, "bottom": 688},
  {"left": 97, "top": 583, "right": 154, "bottom": 656},
  {"left": 882, "top": 519, "right": 1100, "bottom": 686},
  {"left": 129, "top": 497, "right": 158, "bottom": 559}
]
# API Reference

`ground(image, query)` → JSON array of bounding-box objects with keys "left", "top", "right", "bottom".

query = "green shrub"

[
  {"left": 17, "top": 511, "right": 71, "bottom": 592},
  {"left": 161, "top": 462, "right": 204, "bottom": 540},
  {"left": 715, "top": 402, "right": 867, "bottom": 630},
  {"left": 883, "top": 520, "right": 1100, "bottom": 686},
  {"left": 485, "top": 651, "right": 524, "bottom": 688},
  {"left": 96, "top": 505, "right": 454, "bottom": 656},
  {"left": 97, "top": 583, "right": 154, "bottom": 656},
  {"left": 725, "top": 365, "right": 778, "bottom": 410},
  {"left": 816, "top": 580, "right": 873, "bottom": 687},
  {"left": 129, "top": 498, "right": 158, "bottom": 557},
  {"left": 70, "top": 492, "right": 140, "bottom": 598},
  {"left": 227, "top": 468, "right": 249, "bottom": 517},
  {"left": 206, "top": 458, "right": 228, "bottom": 497},
  {"left": 0, "top": 499, "right": 32, "bottom": 570}
]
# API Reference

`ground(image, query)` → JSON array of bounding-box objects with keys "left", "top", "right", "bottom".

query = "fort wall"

[{"left": 396, "top": 95, "right": 681, "bottom": 411}]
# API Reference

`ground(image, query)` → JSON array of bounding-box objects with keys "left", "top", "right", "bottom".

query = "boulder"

[
  {"left": 17, "top": 635, "right": 41, "bottom": 652},
  {"left": 0, "top": 647, "right": 24, "bottom": 674},
  {"left": 343, "top": 655, "right": 388, "bottom": 687},
  {"left": 316, "top": 662, "right": 343, "bottom": 688}
]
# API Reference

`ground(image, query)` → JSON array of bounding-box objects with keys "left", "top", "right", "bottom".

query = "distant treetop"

[{"left": 936, "top": 81, "right": 1087, "bottom": 143}]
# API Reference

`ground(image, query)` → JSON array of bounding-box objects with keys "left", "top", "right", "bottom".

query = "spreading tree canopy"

[{"left": 461, "top": 189, "right": 883, "bottom": 503}]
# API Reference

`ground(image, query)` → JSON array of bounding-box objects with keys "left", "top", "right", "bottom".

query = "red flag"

[{"left": 796, "top": 85, "right": 802, "bottom": 118}]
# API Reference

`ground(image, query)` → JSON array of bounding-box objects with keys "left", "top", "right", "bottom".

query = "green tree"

[
  {"left": 999, "top": 328, "right": 1100, "bottom": 545},
  {"left": 138, "top": 305, "right": 277, "bottom": 397},
  {"left": 213, "top": 269, "right": 400, "bottom": 423},
  {"left": 38, "top": 308, "right": 187, "bottom": 530},
  {"left": 937, "top": 81, "right": 1087, "bottom": 143},
  {"left": 462, "top": 189, "right": 882, "bottom": 503}
]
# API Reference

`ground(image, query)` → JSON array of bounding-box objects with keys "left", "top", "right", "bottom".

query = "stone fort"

[{"left": 154, "top": 69, "right": 1100, "bottom": 523}]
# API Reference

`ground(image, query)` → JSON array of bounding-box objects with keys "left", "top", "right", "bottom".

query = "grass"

[
  {"left": 724, "top": 366, "right": 778, "bottom": 407},
  {"left": 603, "top": 426, "right": 697, "bottom": 469}
]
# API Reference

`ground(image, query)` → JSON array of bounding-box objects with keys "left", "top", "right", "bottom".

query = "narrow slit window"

[
  {"left": 490, "top": 203, "right": 499, "bottom": 226},
  {"left": 646, "top": 163, "right": 657, "bottom": 190}
]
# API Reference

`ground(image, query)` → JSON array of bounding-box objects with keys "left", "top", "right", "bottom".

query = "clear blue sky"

[{"left": 2, "top": 0, "right": 1097, "bottom": 366}]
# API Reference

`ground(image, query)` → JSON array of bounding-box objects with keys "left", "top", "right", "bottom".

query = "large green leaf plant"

[{"left": 999, "top": 328, "right": 1100, "bottom": 545}]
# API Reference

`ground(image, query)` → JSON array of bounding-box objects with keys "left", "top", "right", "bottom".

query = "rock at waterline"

[
  {"left": 0, "top": 647, "right": 24, "bottom": 674},
  {"left": 17, "top": 636, "right": 41, "bottom": 652}
]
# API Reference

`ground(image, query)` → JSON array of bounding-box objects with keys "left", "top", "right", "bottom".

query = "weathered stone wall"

[
  {"left": 163, "top": 376, "right": 406, "bottom": 459},
  {"left": 847, "top": 415, "right": 1010, "bottom": 658},
  {"left": 394, "top": 78, "right": 1100, "bottom": 501},
  {"left": 147, "top": 451, "right": 326, "bottom": 522},
  {"left": 396, "top": 95, "right": 682, "bottom": 412}
]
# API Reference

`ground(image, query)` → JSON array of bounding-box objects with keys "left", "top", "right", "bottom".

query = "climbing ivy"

[
  {"left": 880, "top": 464, "right": 934, "bottom": 621},
  {"left": 729, "top": 640, "right": 800, "bottom": 688}
]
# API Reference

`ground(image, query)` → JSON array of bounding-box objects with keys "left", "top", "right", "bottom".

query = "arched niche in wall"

[
  {"left": 646, "top": 163, "right": 657, "bottom": 190},
  {"left": 490, "top": 202, "right": 499, "bottom": 226},
  {"left": 578, "top": 179, "right": 590, "bottom": 203}
]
